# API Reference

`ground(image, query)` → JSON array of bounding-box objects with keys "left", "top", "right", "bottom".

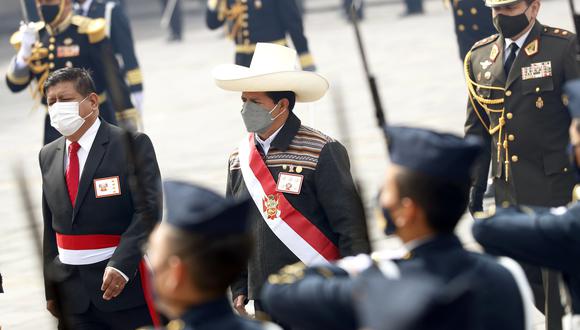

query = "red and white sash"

[
  {"left": 238, "top": 134, "right": 340, "bottom": 265},
  {"left": 55, "top": 233, "right": 161, "bottom": 327}
]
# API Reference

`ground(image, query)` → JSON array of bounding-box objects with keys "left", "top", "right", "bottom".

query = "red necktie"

[{"left": 66, "top": 142, "right": 81, "bottom": 207}]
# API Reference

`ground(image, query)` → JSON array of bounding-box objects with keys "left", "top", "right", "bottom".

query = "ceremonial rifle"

[
  {"left": 19, "top": 0, "right": 30, "bottom": 24},
  {"left": 349, "top": 0, "right": 388, "bottom": 139}
]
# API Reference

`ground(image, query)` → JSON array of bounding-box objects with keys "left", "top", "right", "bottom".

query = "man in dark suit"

[
  {"left": 74, "top": 0, "right": 145, "bottom": 116},
  {"left": 261, "top": 126, "right": 531, "bottom": 330},
  {"left": 206, "top": 0, "right": 316, "bottom": 70},
  {"left": 464, "top": 0, "right": 580, "bottom": 327},
  {"left": 40, "top": 68, "right": 162, "bottom": 329}
]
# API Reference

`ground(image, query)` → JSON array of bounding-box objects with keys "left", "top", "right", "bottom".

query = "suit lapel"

[
  {"left": 52, "top": 138, "right": 73, "bottom": 214},
  {"left": 506, "top": 22, "right": 543, "bottom": 89},
  {"left": 73, "top": 122, "right": 110, "bottom": 219}
]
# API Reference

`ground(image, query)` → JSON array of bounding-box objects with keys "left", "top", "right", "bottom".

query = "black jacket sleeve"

[
  {"left": 40, "top": 150, "right": 58, "bottom": 301},
  {"left": 314, "top": 142, "right": 371, "bottom": 257},
  {"left": 277, "top": 0, "right": 313, "bottom": 68},
  {"left": 206, "top": 0, "right": 226, "bottom": 30},
  {"left": 109, "top": 4, "right": 143, "bottom": 93},
  {"left": 107, "top": 133, "right": 162, "bottom": 279}
]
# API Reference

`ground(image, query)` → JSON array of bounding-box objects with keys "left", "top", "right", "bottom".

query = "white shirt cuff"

[{"left": 106, "top": 266, "right": 129, "bottom": 283}]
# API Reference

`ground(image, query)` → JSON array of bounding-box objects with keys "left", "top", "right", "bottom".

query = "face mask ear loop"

[
  {"left": 269, "top": 103, "right": 287, "bottom": 121},
  {"left": 79, "top": 95, "right": 95, "bottom": 120}
]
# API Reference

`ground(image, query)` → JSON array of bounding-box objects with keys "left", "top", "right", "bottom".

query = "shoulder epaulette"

[
  {"left": 9, "top": 21, "right": 45, "bottom": 51},
  {"left": 471, "top": 34, "right": 499, "bottom": 51},
  {"left": 72, "top": 16, "right": 106, "bottom": 44},
  {"left": 543, "top": 26, "right": 575, "bottom": 40}
]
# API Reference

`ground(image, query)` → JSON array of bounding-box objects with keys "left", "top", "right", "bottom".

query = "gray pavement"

[{"left": 0, "top": 1, "right": 573, "bottom": 328}]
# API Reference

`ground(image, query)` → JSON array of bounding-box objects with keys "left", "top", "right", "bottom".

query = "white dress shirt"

[
  {"left": 504, "top": 27, "right": 532, "bottom": 63},
  {"left": 255, "top": 125, "right": 284, "bottom": 155},
  {"left": 64, "top": 118, "right": 129, "bottom": 283}
]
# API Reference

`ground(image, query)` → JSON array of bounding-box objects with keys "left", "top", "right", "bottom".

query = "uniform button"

[
  {"left": 508, "top": 134, "right": 515, "bottom": 141},
  {"left": 49, "top": 44, "right": 55, "bottom": 51},
  {"left": 470, "top": 7, "right": 478, "bottom": 14},
  {"left": 535, "top": 86, "right": 540, "bottom": 93},
  {"left": 505, "top": 90, "right": 512, "bottom": 96},
  {"left": 511, "top": 155, "right": 519, "bottom": 162},
  {"left": 49, "top": 37, "right": 55, "bottom": 43},
  {"left": 563, "top": 31, "right": 569, "bottom": 36},
  {"left": 555, "top": 29, "right": 560, "bottom": 33},
  {"left": 242, "top": 13, "right": 248, "bottom": 19},
  {"left": 501, "top": 201, "right": 511, "bottom": 208},
  {"left": 49, "top": 62, "right": 55, "bottom": 69},
  {"left": 244, "top": 39, "right": 250, "bottom": 45},
  {"left": 48, "top": 53, "right": 54, "bottom": 60},
  {"left": 242, "top": 22, "right": 248, "bottom": 28},
  {"left": 458, "top": 24, "right": 465, "bottom": 32},
  {"left": 243, "top": 30, "right": 249, "bottom": 36},
  {"left": 472, "top": 24, "right": 479, "bottom": 31},
  {"left": 564, "top": 167, "right": 569, "bottom": 172},
  {"left": 506, "top": 113, "right": 513, "bottom": 119},
  {"left": 457, "top": 9, "right": 463, "bottom": 16}
]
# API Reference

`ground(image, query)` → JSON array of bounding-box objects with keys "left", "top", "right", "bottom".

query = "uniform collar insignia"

[
  {"left": 490, "top": 44, "right": 500, "bottom": 62},
  {"left": 524, "top": 39, "right": 539, "bottom": 57}
]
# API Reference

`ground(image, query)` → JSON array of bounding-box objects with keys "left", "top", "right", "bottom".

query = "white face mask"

[{"left": 48, "top": 95, "right": 92, "bottom": 137}]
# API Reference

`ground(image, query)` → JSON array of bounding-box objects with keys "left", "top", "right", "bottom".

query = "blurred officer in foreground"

[
  {"left": 450, "top": 0, "right": 495, "bottom": 60},
  {"left": 160, "top": 0, "right": 183, "bottom": 42},
  {"left": 74, "top": 0, "right": 145, "bottom": 116},
  {"left": 464, "top": 0, "right": 580, "bottom": 327},
  {"left": 261, "top": 125, "right": 533, "bottom": 330},
  {"left": 402, "top": 0, "right": 423, "bottom": 16},
  {"left": 206, "top": 0, "right": 316, "bottom": 70},
  {"left": 6, "top": 0, "right": 139, "bottom": 145},
  {"left": 146, "top": 181, "right": 280, "bottom": 330},
  {"left": 473, "top": 78, "right": 580, "bottom": 330},
  {"left": 213, "top": 43, "right": 370, "bottom": 318}
]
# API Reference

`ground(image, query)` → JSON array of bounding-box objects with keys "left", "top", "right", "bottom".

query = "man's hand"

[
  {"left": 46, "top": 299, "right": 60, "bottom": 318},
  {"left": 233, "top": 295, "right": 248, "bottom": 316},
  {"left": 101, "top": 267, "right": 128, "bottom": 301}
]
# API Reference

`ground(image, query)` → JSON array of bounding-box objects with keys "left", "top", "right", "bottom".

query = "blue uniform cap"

[
  {"left": 163, "top": 180, "right": 250, "bottom": 235},
  {"left": 564, "top": 79, "right": 580, "bottom": 119},
  {"left": 385, "top": 126, "right": 483, "bottom": 181}
]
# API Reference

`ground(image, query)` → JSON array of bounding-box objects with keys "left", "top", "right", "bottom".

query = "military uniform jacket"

[
  {"left": 171, "top": 297, "right": 276, "bottom": 330},
  {"left": 451, "top": 0, "right": 495, "bottom": 60},
  {"left": 464, "top": 22, "right": 580, "bottom": 207},
  {"left": 40, "top": 121, "right": 162, "bottom": 313},
  {"left": 84, "top": 0, "right": 143, "bottom": 93},
  {"left": 473, "top": 205, "right": 580, "bottom": 315},
  {"left": 6, "top": 14, "right": 135, "bottom": 144},
  {"left": 206, "top": 0, "right": 314, "bottom": 68},
  {"left": 226, "top": 113, "right": 370, "bottom": 299},
  {"left": 261, "top": 235, "right": 528, "bottom": 330}
]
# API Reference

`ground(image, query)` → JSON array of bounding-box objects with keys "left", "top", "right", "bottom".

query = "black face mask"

[
  {"left": 40, "top": 4, "right": 61, "bottom": 25},
  {"left": 493, "top": 6, "right": 531, "bottom": 39}
]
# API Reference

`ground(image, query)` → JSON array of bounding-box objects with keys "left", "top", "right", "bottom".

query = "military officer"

[
  {"left": 213, "top": 43, "right": 370, "bottom": 318},
  {"left": 6, "top": 0, "right": 139, "bottom": 145},
  {"left": 402, "top": 0, "right": 423, "bottom": 16},
  {"left": 464, "top": 0, "right": 580, "bottom": 327},
  {"left": 73, "top": 0, "right": 145, "bottom": 115},
  {"left": 473, "top": 78, "right": 580, "bottom": 330},
  {"left": 205, "top": 0, "right": 316, "bottom": 70},
  {"left": 450, "top": 0, "right": 496, "bottom": 60},
  {"left": 261, "top": 125, "right": 532, "bottom": 330},
  {"left": 146, "top": 181, "right": 280, "bottom": 330}
]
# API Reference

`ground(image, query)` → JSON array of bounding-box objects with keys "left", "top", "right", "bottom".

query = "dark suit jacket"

[
  {"left": 473, "top": 205, "right": 580, "bottom": 314},
  {"left": 261, "top": 235, "right": 526, "bottom": 330},
  {"left": 40, "top": 120, "right": 162, "bottom": 313},
  {"left": 465, "top": 22, "right": 580, "bottom": 208}
]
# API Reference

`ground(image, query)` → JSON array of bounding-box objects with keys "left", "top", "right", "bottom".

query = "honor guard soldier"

[
  {"left": 213, "top": 43, "right": 370, "bottom": 319},
  {"left": 145, "top": 181, "right": 281, "bottom": 330},
  {"left": 73, "top": 0, "right": 145, "bottom": 115},
  {"left": 6, "top": 0, "right": 139, "bottom": 145},
  {"left": 473, "top": 78, "right": 580, "bottom": 330},
  {"left": 261, "top": 126, "right": 532, "bottom": 330},
  {"left": 464, "top": 0, "right": 580, "bottom": 327},
  {"left": 205, "top": 0, "right": 316, "bottom": 70},
  {"left": 450, "top": 0, "right": 496, "bottom": 60}
]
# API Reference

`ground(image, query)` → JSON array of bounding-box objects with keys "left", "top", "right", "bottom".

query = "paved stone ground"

[{"left": 0, "top": 0, "right": 572, "bottom": 328}]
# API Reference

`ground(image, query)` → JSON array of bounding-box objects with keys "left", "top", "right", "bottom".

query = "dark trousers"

[
  {"left": 235, "top": 52, "right": 254, "bottom": 67},
  {"left": 519, "top": 262, "right": 564, "bottom": 330},
  {"left": 59, "top": 303, "right": 153, "bottom": 330},
  {"left": 160, "top": 0, "right": 183, "bottom": 38},
  {"left": 404, "top": 0, "right": 423, "bottom": 14}
]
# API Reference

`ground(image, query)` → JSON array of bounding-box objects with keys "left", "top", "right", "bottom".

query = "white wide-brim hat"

[{"left": 212, "top": 43, "right": 329, "bottom": 103}]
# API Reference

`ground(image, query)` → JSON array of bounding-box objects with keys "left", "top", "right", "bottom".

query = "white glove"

[
  {"left": 17, "top": 21, "right": 38, "bottom": 63},
  {"left": 131, "top": 91, "right": 144, "bottom": 116},
  {"left": 207, "top": 0, "right": 219, "bottom": 10}
]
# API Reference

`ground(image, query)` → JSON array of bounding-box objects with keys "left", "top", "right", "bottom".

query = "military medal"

[
  {"left": 93, "top": 176, "right": 121, "bottom": 198},
  {"left": 536, "top": 97, "right": 544, "bottom": 109},
  {"left": 521, "top": 61, "right": 552, "bottom": 80},
  {"left": 484, "top": 71, "right": 491, "bottom": 80},
  {"left": 57, "top": 45, "right": 80, "bottom": 58},
  {"left": 262, "top": 194, "right": 280, "bottom": 220},
  {"left": 276, "top": 173, "right": 304, "bottom": 195},
  {"left": 480, "top": 60, "right": 492, "bottom": 70},
  {"left": 63, "top": 37, "right": 74, "bottom": 45},
  {"left": 490, "top": 44, "right": 499, "bottom": 62}
]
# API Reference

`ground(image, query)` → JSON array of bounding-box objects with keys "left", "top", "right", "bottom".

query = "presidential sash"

[{"left": 238, "top": 134, "right": 340, "bottom": 265}]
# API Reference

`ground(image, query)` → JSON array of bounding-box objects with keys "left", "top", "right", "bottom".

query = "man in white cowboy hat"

[{"left": 213, "top": 42, "right": 371, "bottom": 318}]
